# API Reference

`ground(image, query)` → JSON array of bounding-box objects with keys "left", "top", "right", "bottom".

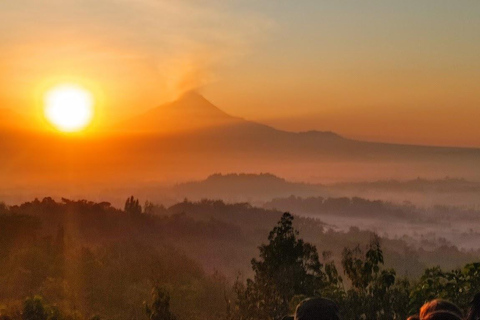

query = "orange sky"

[{"left": 1, "top": 1, "right": 479, "bottom": 147}]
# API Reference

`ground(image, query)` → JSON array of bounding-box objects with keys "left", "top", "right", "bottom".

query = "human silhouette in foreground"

[
  {"left": 419, "top": 299, "right": 463, "bottom": 320},
  {"left": 467, "top": 293, "right": 480, "bottom": 320},
  {"left": 294, "top": 297, "right": 340, "bottom": 320},
  {"left": 422, "top": 311, "right": 463, "bottom": 320}
]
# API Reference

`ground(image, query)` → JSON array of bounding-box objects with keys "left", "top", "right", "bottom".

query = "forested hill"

[
  {"left": 2, "top": 198, "right": 478, "bottom": 278},
  {"left": 1, "top": 197, "right": 480, "bottom": 319}
]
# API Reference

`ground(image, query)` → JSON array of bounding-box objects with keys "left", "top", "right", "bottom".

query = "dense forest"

[{"left": 1, "top": 198, "right": 480, "bottom": 319}]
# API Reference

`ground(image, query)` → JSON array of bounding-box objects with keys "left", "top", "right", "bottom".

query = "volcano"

[
  {"left": 1, "top": 92, "right": 479, "bottom": 189},
  {"left": 117, "top": 91, "right": 345, "bottom": 149},
  {"left": 120, "top": 91, "right": 243, "bottom": 133}
]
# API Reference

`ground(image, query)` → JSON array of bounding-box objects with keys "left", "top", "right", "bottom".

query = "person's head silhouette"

[{"left": 294, "top": 297, "right": 340, "bottom": 320}]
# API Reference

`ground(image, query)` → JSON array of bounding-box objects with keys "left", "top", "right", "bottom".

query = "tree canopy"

[{"left": 234, "top": 213, "right": 326, "bottom": 320}]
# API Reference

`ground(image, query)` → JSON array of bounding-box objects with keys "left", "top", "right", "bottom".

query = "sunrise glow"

[{"left": 44, "top": 84, "right": 94, "bottom": 132}]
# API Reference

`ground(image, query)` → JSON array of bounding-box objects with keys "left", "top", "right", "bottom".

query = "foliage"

[
  {"left": 320, "top": 251, "right": 344, "bottom": 303},
  {"left": 0, "top": 198, "right": 230, "bottom": 320},
  {"left": 234, "top": 213, "right": 326, "bottom": 320},
  {"left": 125, "top": 196, "right": 142, "bottom": 215},
  {"left": 340, "top": 235, "right": 410, "bottom": 320},
  {"left": 23, "top": 296, "right": 47, "bottom": 320},
  {"left": 3, "top": 197, "right": 480, "bottom": 320},
  {"left": 22, "top": 296, "right": 63, "bottom": 320},
  {"left": 410, "top": 263, "right": 480, "bottom": 313},
  {"left": 144, "top": 286, "right": 176, "bottom": 320},
  {"left": 235, "top": 220, "right": 412, "bottom": 320},
  {"left": 0, "top": 202, "right": 8, "bottom": 214},
  {"left": 143, "top": 201, "right": 168, "bottom": 216}
]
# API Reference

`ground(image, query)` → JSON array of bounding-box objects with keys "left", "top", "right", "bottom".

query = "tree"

[
  {"left": 23, "top": 296, "right": 47, "bottom": 320},
  {"left": 144, "top": 286, "right": 176, "bottom": 320},
  {"left": 0, "top": 201, "right": 7, "bottom": 214},
  {"left": 342, "top": 235, "right": 384, "bottom": 292},
  {"left": 340, "top": 235, "right": 410, "bottom": 320},
  {"left": 410, "top": 262, "right": 480, "bottom": 313},
  {"left": 234, "top": 213, "right": 325, "bottom": 320},
  {"left": 22, "top": 296, "right": 63, "bottom": 320},
  {"left": 124, "top": 196, "right": 142, "bottom": 215}
]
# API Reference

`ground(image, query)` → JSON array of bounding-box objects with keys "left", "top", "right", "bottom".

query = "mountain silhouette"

[
  {"left": 120, "top": 91, "right": 243, "bottom": 133},
  {"left": 108, "top": 92, "right": 480, "bottom": 182},
  {"left": 170, "top": 173, "right": 327, "bottom": 204},
  {"left": 1, "top": 91, "right": 479, "bottom": 188},
  {"left": 119, "top": 91, "right": 344, "bottom": 139}
]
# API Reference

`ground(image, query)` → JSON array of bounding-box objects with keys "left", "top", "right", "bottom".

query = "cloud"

[
  {"left": 108, "top": 0, "right": 273, "bottom": 98},
  {"left": 0, "top": 0, "right": 273, "bottom": 103}
]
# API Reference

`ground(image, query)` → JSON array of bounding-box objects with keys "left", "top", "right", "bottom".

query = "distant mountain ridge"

[
  {"left": 128, "top": 173, "right": 480, "bottom": 208},
  {"left": 333, "top": 177, "right": 480, "bottom": 193},
  {"left": 117, "top": 92, "right": 479, "bottom": 154},
  {"left": 119, "top": 91, "right": 243, "bottom": 133},
  {"left": 171, "top": 173, "right": 327, "bottom": 204},
  {"left": 1, "top": 91, "right": 480, "bottom": 187},
  {"left": 117, "top": 91, "right": 347, "bottom": 141},
  {"left": 161, "top": 173, "right": 480, "bottom": 207}
]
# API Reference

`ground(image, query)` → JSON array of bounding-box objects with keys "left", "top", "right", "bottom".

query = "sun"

[{"left": 44, "top": 84, "right": 94, "bottom": 132}]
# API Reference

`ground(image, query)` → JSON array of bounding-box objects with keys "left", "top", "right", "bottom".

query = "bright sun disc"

[{"left": 44, "top": 84, "right": 94, "bottom": 132}]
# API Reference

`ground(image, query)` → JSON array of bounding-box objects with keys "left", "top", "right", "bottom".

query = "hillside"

[{"left": 170, "top": 173, "right": 327, "bottom": 204}]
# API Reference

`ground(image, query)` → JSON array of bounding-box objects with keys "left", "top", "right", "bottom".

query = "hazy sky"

[{"left": 1, "top": 1, "right": 479, "bottom": 146}]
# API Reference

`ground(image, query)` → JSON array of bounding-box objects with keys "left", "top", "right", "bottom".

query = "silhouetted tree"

[
  {"left": 23, "top": 296, "right": 47, "bottom": 320},
  {"left": 234, "top": 212, "right": 325, "bottom": 320},
  {"left": 341, "top": 235, "right": 410, "bottom": 320},
  {"left": 22, "top": 296, "right": 64, "bottom": 320},
  {"left": 144, "top": 286, "right": 176, "bottom": 320},
  {"left": 125, "top": 196, "right": 142, "bottom": 215},
  {"left": 410, "top": 262, "right": 480, "bottom": 313},
  {"left": 0, "top": 201, "right": 8, "bottom": 214}
]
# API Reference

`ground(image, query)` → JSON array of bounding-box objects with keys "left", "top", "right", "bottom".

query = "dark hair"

[
  {"left": 420, "top": 300, "right": 463, "bottom": 319},
  {"left": 407, "top": 315, "right": 420, "bottom": 320},
  {"left": 466, "top": 292, "right": 480, "bottom": 320},
  {"left": 423, "top": 311, "right": 463, "bottom": 320},
  {"left": 294, "top": 297, "right": 340, "bottom": 320}
]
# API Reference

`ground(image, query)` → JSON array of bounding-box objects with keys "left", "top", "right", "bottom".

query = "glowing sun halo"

[{"left": 44, "top": 84, "right": 94, "bottom": 132}]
